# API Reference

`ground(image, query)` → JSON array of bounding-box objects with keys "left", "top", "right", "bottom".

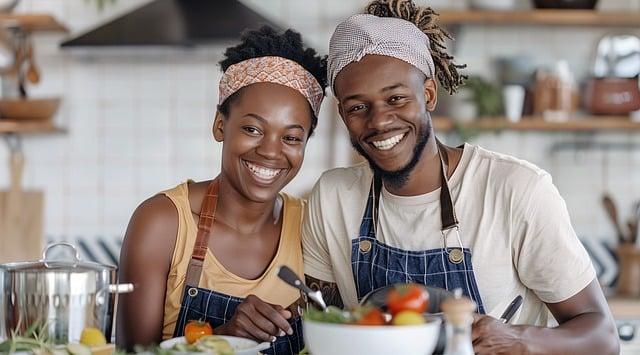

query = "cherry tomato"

[
  {"left": 386, "top": 283, "right": 429, "bottom": 316},
  {"left": 184, "top": 319, "right": 213, "bottom": 344},
  {"left": 391, "top": 310, "right": 426, "bottom": 325},
  {"left": 354, "top": 307, "right": 386, "bottom": 326}
]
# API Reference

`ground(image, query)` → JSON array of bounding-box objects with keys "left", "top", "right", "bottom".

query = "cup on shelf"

[{"left": 502, "top": 85, "right": 525, "bottom": 122}]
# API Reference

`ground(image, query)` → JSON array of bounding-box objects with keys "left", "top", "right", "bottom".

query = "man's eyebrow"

[{"left": 342, "top": 83, "right": 408, "bottom": 102}]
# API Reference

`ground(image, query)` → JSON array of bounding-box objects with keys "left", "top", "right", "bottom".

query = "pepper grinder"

[{"left": 441, "top": 292, "right": 476, "bottom": 355}]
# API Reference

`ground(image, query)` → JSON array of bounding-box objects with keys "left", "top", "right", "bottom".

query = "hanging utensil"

[
  {"left": 277, "top": 265, "right": 327, "bottom": 311},
  {"left": 602, "top": 194, "right": 627, "bottom": 244},
  {"left": 25, "top": 38, "right": 39, "bottom": 84}
]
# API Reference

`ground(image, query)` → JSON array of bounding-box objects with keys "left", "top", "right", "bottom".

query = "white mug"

[{"left": 503, "top": 85, "right": 525, "bottom": 122}]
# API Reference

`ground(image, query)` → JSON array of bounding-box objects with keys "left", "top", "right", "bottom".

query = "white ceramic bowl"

[
  {"left": 160, "top": 336, "right": 271, "bottom": 355},
  {"left": 303, "top": 316, "right": 441, "bottom": 355}
]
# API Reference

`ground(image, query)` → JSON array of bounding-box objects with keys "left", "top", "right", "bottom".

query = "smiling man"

[{"left": 302, "top": 1, "right": 619, "bottom": 354}]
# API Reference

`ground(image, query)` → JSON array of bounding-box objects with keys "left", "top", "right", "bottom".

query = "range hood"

[{"left": 60, "top": 0, "right": 280, "bottom": 47}]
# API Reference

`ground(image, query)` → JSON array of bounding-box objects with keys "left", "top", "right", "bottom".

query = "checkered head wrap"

[
  {"left": 219, "top": 56, "right": 324, "bottom": 116},
  {"left": 328, "top": 14, "right": 435, "bottom": 92}
]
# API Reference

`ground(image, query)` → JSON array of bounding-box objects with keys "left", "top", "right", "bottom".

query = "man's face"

[{"left": 333, "top": 55, "right": 437, "bottom": 187}]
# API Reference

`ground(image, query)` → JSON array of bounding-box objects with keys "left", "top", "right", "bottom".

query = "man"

[{"left": 302, "top": 0, "right": 619, "bottom": 354}]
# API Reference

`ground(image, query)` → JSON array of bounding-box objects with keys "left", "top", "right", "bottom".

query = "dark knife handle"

[
  {"left": 499, "top": 295, "right": 523, "bottom": 323},
  {"left": 277, "top": 265, "right": 314, "bottom": 294}
]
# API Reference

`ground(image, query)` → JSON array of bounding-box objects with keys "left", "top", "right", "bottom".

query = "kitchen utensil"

[
  {"left": 602, "top": 194, "right": 627, "bottom": 244},
  {"left": 0, "top": 242, "right": 134, "bottom": 343},
  {"left": 593, "top": 35, "right": 640, "bottom": 79},
  {"left": 499, "top": 295, "right": 523, "bottom": 323},
  {"left": 617, "top": 243, "right": 640, "bottom": 297},
  {"left": 303, "top": 316, "right": 441, "bottom": 355},
  {"left": 0, "top": 136, "right": 43, "bottom": 263},
  {"left": 532, "top": 0, "right": 598, "bottom": 9},
  {"left": 277, "top": 265, "right": 327, "bottom": 311},
  {"left": 160, "top": 335, "right": 270, "bottom": 355},
  {"left": 25, "top": 39, "right": 39, "bottom": 84}
]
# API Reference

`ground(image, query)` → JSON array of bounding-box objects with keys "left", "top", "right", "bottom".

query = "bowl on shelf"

[
  {"left": 532, "top": 0, "right": 598, "bottom": 9},
  {"left": 0, "top": 97, "right": 60, "bottom": 120}
]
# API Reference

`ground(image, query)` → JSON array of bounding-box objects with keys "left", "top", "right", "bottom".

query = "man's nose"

[{"left": 367, "top": 102, "right": 394, "bottom": 131}]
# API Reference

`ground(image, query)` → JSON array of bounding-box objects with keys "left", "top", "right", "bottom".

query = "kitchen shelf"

[
  {"left": 0, "top": 119, "right": 65, "bottom": 134},
  {"left": 0, "top": 14, "right": 68, "bottom": 33},
  {"left": 438, "top": 9, "right": 640, "bottom": 27},
  {"left": 433, "top": 116, "right": 640, "bottom": 132}
]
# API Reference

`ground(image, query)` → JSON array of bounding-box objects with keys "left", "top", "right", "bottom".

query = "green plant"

[{"left": 462, "top": 76, "right": 503, "bottom": 117}]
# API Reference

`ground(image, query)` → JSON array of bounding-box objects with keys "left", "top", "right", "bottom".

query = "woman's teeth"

[
  {"left": 246, "top": 162, "right": 282, "bottom": 179},
  {"left": 371, "top": 133, "right": 405, "bottom": 150}
]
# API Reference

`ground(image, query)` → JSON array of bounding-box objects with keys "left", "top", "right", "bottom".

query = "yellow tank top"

[{"left": 160, "top": 181, "right": 305, "bottom": 339}]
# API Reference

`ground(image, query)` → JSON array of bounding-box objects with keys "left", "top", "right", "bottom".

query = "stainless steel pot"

[{"left": 0, "top": 242, "right": 133, "bottom": 343}]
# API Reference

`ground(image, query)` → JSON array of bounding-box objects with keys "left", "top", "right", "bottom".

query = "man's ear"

[
  {"left": 424, "top": 78, "right": 438, "bottom": 112},
  {"left": 336, "top": 101, "right": 347, "bottom": 125},
  {"left": 213, "top": 112, "right": 224, "bottom": 142}
]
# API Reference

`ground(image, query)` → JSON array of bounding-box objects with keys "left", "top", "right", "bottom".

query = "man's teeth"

[
  {"left": 246, "top": 162, "right": 282, "bottom": 179},
  {"left": 371, "top": 133, "right": 405, "bottom": 150}
]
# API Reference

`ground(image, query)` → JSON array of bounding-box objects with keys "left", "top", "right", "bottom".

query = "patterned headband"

[
  {"left": 218, "top": 56, "right": 324, "bottom": 116},
  {"left": 328, "top": 14, "right": 435, "bottom": 92}
]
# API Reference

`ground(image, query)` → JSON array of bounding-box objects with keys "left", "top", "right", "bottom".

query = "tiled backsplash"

[{"left": 0, "top": 0, "right": 639, "bottom": 245}]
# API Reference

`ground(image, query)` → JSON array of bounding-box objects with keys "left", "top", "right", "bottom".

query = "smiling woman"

[{"left": 115, "top": 26, "right": 327, "bottom": 355}]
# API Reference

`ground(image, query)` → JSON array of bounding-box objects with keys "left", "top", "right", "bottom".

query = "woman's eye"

[{"left": 242, "top": 126, "right": 261, "bottom": 135}]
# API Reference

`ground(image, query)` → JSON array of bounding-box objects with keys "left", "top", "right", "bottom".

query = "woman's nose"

[{"left": 255, "top": 135, "right": 282, "bottom": 159}]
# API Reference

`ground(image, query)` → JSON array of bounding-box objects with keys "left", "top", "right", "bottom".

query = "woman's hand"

[
  {"left": 472, "top": 314, "right": 528, "bottom": 355},
  {"left": 216, "top": 294, "right": 293, "bottom": 342}
]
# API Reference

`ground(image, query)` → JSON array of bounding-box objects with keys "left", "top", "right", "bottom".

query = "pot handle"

[
  {"left": 108, "top": 283, "right": 134, "bottom": 294},
  {"left": 42, "top": 242, "right": 81, "bottom": 263}
]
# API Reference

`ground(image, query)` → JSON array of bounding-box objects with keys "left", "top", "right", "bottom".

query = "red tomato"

[
  {"left": 386, "top": 284, "right": 429, "bottom": 316},
  {"left": 355, "top": 307, "right": 386, "bottom": 326},
  {"left": 184, "top": 319, "right": 213, "bottom": 344}
]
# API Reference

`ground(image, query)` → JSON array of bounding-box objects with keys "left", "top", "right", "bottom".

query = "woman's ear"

[
  {"left": 424, "top": 78, "right": 438, "bottom": 111},
  {"left": 213, "top": 112, "right": 224, "bottom": 142}
]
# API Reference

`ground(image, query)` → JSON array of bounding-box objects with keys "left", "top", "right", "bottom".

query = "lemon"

[
  {"left": 79, "top": 327, "right": 107, "bottom": 347},
  {"left": 391, "top": 310, "right": 426, "bottom": 326}
]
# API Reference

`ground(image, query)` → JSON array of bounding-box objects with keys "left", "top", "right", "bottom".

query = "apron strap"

[
  {"left": 372, "top": 139, "right": 458, "bottom": 233},
  {"left": 184, "top": 178, "right": 220, "bottom": 287}
]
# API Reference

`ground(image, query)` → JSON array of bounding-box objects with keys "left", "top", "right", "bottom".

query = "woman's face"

[{"left": 214, "top": 82, "right": 313, "bottom": 203}]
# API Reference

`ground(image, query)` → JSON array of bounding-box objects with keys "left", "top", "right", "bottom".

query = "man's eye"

[
  {"left": 283, "top": 136, "right": 303, "bottom": 144},
  {"left": 348, "top": 104, "right": 366, "bottom": 113},
  {"left": 389, "top": 96, "right": 405, "bottom": 103}
]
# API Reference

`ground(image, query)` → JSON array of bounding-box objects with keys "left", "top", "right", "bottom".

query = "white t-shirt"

[{"left": 302, "top": 143, "right": 596, "bottom": 326}]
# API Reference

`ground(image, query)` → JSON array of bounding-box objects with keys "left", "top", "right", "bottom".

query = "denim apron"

[
  {"left": 351, "top": 143, "right": 486, "bottom": 314},
  {"left": 172, "top": 179, "right": 304, "bottom": 355}
]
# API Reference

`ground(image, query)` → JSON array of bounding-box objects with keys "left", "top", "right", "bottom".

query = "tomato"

[
  {"left": 354, "top": 307, "right": 386, "bottom": 326},
  {"left": 184, "top": 319, "right": 213, "bottom": 344},
  {"left": 386, "top": 283, "right": 429, "bottom": 316},
  {"left": 391, "top": 310, "right": 426, "bottom": 325}
]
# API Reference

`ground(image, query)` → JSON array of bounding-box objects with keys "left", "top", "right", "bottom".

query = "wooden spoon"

[
  {"left": 602, "top": 194, "right": 627, "bottom": 244},
  {"left": 26, "top": 40, "right": 39, "bottom": 84}
]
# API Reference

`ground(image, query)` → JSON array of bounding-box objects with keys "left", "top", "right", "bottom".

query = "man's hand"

[
  {"left": 216, "top": 294, "right": 293, "bottom": 342},
  {"left": 472, "top": 314, "right": 528, "bottom": 355}
]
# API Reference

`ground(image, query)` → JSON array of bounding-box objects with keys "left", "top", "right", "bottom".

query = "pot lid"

[{"left": 0, "top": 242, "right": 116, "bottom": 273}]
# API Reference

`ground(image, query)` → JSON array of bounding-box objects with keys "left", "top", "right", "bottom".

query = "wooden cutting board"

[{"left": 0, "top": 151, "right": 43, "bottom": 263}]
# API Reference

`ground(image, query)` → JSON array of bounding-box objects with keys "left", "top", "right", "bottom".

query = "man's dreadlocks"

[{"left": 365, "top": 0, "right": 467, "bottom": 94}]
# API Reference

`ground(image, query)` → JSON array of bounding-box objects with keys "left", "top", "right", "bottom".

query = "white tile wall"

[{"left": 0, "top": 0, "right": 638, "bottom": 245}]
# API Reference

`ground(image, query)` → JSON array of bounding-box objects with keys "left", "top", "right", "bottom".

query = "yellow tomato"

[
  {"left": 79, "top": 327, "right": 107, "bottom": 347},
  {"left": 391, "top": 310, "right": 426, "bottom": 326}
]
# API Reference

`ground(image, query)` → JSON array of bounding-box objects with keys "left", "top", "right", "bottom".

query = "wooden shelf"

[
  {"left": 438, "top": 9, "right": 640, "bottom": 27},
  {"left": 0, "top": 14, "right": 68, "bottom": 33},
  {"left": 0, "top": 119, "right": 65, "bottom": 134},
  {"left": 433, "top": 116, "right": 640, "bottom": 132}
]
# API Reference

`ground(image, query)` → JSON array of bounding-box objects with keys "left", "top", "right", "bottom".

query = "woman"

[{"left": 116, "top": 26, "right": 327, "bottom": 355}]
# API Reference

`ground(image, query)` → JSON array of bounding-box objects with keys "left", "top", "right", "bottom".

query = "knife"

[{"left": 499, "top": 295, "right": 523, "bottom": 323}]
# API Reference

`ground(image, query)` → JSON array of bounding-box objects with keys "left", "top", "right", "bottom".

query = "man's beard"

[{"left": 351, "top": 118, "right": 431, "bottom": 190}]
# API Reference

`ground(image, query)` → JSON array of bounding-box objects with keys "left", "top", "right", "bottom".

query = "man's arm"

[
  {"left": 472, "top": 279, "right": 619, "bottom": 355},
  {"left": 305, "top": 274, "right": 344, "bottom": 308}
]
